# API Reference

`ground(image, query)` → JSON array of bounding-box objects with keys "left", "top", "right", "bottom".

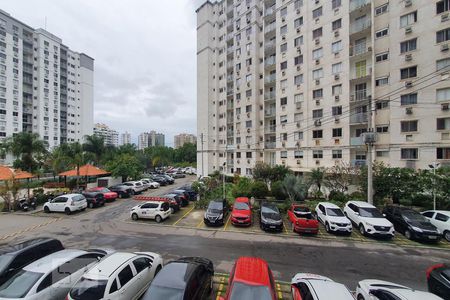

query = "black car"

[
  {"left": 260, "top": 202, "right": 283, "bottom": 232},
  {"left": 108, "top": 184, "right": 133, "bottom": 198},
  {"left": 82, "top": 191, "right": 105, "bottom": 208},
  {"left": 164, "top": 193, "right": 187, "bottom": 208},
  {"left": 142, "top": 257, "right": 214, "bottom": 300},
  {"left": 161, "top": 174, "right": 175, "bottom": 184},
  {"left": 180, "top": 185, "right": 198, "bottom": 201},
  {"left": 0, "top": 238, "right": 64, "bottom": 285},
  {"left": 152, "top": 176, "right": 168, "bottom": 186},
  {"left": 427, "top": 264, "right": 450, "bottom": 300},
  {"left": 204, "top": 199, "right": 229, "bottom": 226},
  {"left": 383, "top": 205, "right": 441, "bottom": 242}
]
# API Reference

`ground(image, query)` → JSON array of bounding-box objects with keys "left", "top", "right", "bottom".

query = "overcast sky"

[{"left": 0, "top": 0, "right": 206, "bottom": 146}]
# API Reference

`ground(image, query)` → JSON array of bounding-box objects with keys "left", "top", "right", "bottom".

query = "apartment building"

[
  {"left": 93, "top": 123, "right": 119, "bottom": 147},
  {"left": 196, "top": 0, "right": 450, "bottom": 176},
  {"left": 174, "top": 133, "right": 197, "bottom": 148},
  {"left": 0, "top": 10, "right": 93, "bottom": 151},
  {"left": 138, "top": 130, "right": 165, "bottom": 150},
  {"left": 121, "top": 131, "right": 131, "bottom": 145}
]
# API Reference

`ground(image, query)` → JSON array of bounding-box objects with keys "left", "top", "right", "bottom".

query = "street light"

[
  {"left": 428, "top": 162, "right": 440, "bottom": 211},
  {"left": 222, "top": 162, "right": 226, "bottom": 201}
]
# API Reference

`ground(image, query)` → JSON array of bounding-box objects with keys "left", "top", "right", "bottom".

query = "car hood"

[
  {"left": 328, "top": 216, "right": 351, "bottom": 224},
  {"left": 262, "top": 212, "right": 282, "bottom": 221},
  {"left": 360, "top": 217, "right": 392, "bottom": 227},
  {"left": 407, "top": 221, "right": 437, "bottom": 231},
  {"left": 232, "top": 210, "right": 251, "bottom": 218}
]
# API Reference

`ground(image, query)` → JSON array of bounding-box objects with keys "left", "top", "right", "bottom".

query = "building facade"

[
  {"left": 138, "top": 130, "right": 165, "bottom": 150},
  {"left": 93, "top": 123, "right": 119, "bottom": 147},
  {"left": 121, "top": 131, "right": 131, "bottom": 145},
  {"left": 0, "top": 10, "right": 94, "bottom": 150},
  {"left": 174, "top": 133, "right": 197, "bottom": 148},
  {"left": 196, "top": 0, "right": 450, "bottom": 177}
]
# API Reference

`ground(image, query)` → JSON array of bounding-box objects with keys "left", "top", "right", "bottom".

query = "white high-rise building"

[
  {"left": 93, "top": 123, "right": 118, "bottom": 147},
  {"left": 0, "top": 10, "right": 94, "bottom": 150},
  {"left": 121, "top": 131, "right": 131, "bottom": 145},
  {"left": 138, "top": 131, "right": 165, "bottom": 150},
  {"left": 196, "top": 0, "right": 450, "bottom": 176}
]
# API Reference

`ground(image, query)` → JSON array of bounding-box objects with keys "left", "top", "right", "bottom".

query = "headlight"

[
  {"left": 330, "top": 221, "right": 337, "bottom": 225},
  {"left": 365, "top": 222, "right": 374, "bottom": 227},
  {"left": 411, "top": 226, "right": 423, "bottom": 233},
  {"left": 219, "top": 213, "right": 223, "bottom": 219},
  {"left": 204, "top": 213, "right": 208, "bottom": 218}
]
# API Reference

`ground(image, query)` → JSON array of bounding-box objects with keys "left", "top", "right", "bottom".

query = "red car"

[
  {"left": 219, "top": 257, "right": 278, "bottom": 300},
  {"left": 231, "top": 197, "right": 252, "bottom": 226},
  {"left": 86, "top": 187, "right": 118, "bottom": 202},
  {"left": 287, "top": 204, "right": 319, "bottom": 234}
]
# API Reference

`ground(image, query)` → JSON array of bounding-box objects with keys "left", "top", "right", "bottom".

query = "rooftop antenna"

[{"left": 44, "top": 16, "right": 47, "bottom": 30}]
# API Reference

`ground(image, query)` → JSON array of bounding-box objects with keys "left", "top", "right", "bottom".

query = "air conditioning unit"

[
  {"left": 297, "top": 28, "right": 301, "bottom": 33},
  {"left": 334, "top": 30, "right": 339, "bottom": 37},
  {"left": 247, "top": 66, "right": 250, "bottom": 71},
  {"left": 442, "top": 103, "right": 449, "bottom": 111},
  {"left": 296, "top": 9, "right": 301, "bottom": 14},
  {"left": 247, "top": 144, "right": 250, "bottom": 149},
  {"left": 405, "top": 81, "right": 413, "bottom": 88},
  {"left": 441, "top": 13, "right": 449, "bottom": 22},
  {"left": 247, "top": 19, "right": 250, "bottom": 24},
  {"left": 315, "top": 99, "right": 320, "bottom": 105},
  {"left": 315, "top": 159, "right": 320, "bottom": 164},
  {"left": 236, "top": 71, "right": 240, "bottom": 76},
  {"left": 282, "top": 71, "right": 286, "bottom": 76},
  {"left": 315, "top": 140, "right": 321, "bottom": 146},
  {"left": 247, "top": 82, "right": 250, "bottom": 87},
  {"left": 335, "top": 95, "right": 340, "bottom": 101},
  {"left": 314, "top": 119, "right": 322, "bottom": 126},
  {"left": 405, "top": 26, "right": 412, "bottom": 34},
  {"left": 297, "top": 160, "right": 301, "bottom": 165},
  {"left": 237, "top": 115, "right": 240, "bottom": 120},
  {"left": 315, "top": 39, "right": 320, "bottom": 45},
  {"left": 405, "top": 107, "right": 413, "bottom": 115},
  {"left": 315, "top": 59, "right": 320, "bottom": 65},
  {"left": 282, "top": 142, "right": 286, "bottom": 147},
  {"left": 334, "top": 74, "right": 340, "bottom": 80},
  {"left": 441, "top": 44, "right": 449, "bottom": 52},
  {"left": 405, "top": 0, "right": 412, "bottom": 7},
  {"left": 315, "top": 79, "right": 320, "bottom": 85},
  {"left": 315, "top": 0, "right": 320, "bottom": 4},
  {"left": 247, "top": 112, "right": 250, "bottom": 118},
  {"left": 237, "top": 159, "right": 240, "bottom": 163},
  {"left": 368, "top": 46, "right": 372, "bottom": 52},
  {"left": 297, "top": 65, "right": 301, "bottom": 71},
  {"left": 405, "top": 54, "right": 412, "bottom": 61},
  {"left": 297, "top": 47, "right": 302, "bottom": 53},
  {"left": 335, "top": 139, "right": 340, "bottom": 144},
  {"left": 281, "top": 17, "right": 286, "bottom": 22},
  {"left": 296, "top": 102, "right": 302, "bottom": 109},
  {"left": 296, "top": 121, "right": 301, "bottom": 127},
  {"left": 335, "top": 117, "right": 340, "bottom": 123},
  {"left": 282, "top": 35, "right": 286, "bottom": 40}
]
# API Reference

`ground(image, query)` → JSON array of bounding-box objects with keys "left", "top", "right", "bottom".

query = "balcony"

[
  {"left": 264, "top": 56, "right": 276, "bottom": 68},
  {"left": 227, "top": 61, "right": 234, "bottom": 69},
  {"left": 227, "top": 46, "right": 234, "bottom": 54},
  {"left": 351, "top": 68, "right": 371, "bottom": 81},
  {"left": 264, "top": 23, "right": 276, "bottom": 35},
  {"left": 226, "top": 5, "right": 234, "bottom": 15},
  {"left": 265, "top": 142, "right": 276, "bottom": 149},
  {"left": 350, "top": 113, "right": 368, "bottom": 124},
  {"left": 350, "top": 0, "right": 370, "bottom": 12},
  {"left": 265, "top": 125, "right": 276, "bottom": 133},
  {"left": 349, "top": 44, "right": 372, "bottom": 57},
  {"left": 264, "top": 40, "right": 276, "bottom": 51},
  {"left": 264, "top": 74, "right": 276, "bottom": 84},
  {"left": 350, "top": 90, "right": 371, "bottom": 102},
  {"left": 264, "top": 91, "right": 276, "bottom": 101},
  {"left": 350, "top": 136, "right": 364, "bottom": 146},
  {"left": 227, "top": 102, "right": 234, "bottom": 109},
  {"left": 264, "top": 108, "right": 276, "bottom": 117},
  {"left": 227, "top": 130, "right": 234, "bottom": 137},
  {"left": 351, "top": 159, "right": 366, "bottom": 167},
  {"left": 227, "top": 159, "right": 234, "bottom": 166},
  {"left": 350, "top": 19, "right": 371, "bottom": 35},
  {"left": 265, "top": 5, "right": 275, "bottom": 17}
]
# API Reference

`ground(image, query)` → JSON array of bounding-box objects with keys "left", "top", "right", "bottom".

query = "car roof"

[
  {"left": 151, "top": 261, "right": 197, "bottom": 290},
  {"left": 24, "top": 249, "right": 87, "bottom": 273},
  {"left": 349, "top": 201, "right": 375, "bottom": 208},
  {"left": 55, "top": 193, "right": 81, "bottom": 198},
  {"left": 424, "top": 210, "right": 450, "bottom": 216},
  {"left": 0, "top": 238, "right": 61, "bottom": 255},
  {"left": 233, "top": 257, "right": 270, "bottom": 286},
  {"left": 235, "top": 197, "right": 249, "bottom": 203},
  {"left": 83, "top": 252, "right": 137, "bottom": 279},
  {"left": 309, "top": 280, "right": 353, "bottom": 299},
  {"left": 319, "top": 202, "right": 340, "bottom": 209},
  {"left": 262, "top": 202, "right": 277, "bottom": 209}
]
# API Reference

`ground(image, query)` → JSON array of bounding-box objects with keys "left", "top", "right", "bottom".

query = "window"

[
  {"left": 133, "top": 257, "right": 151, "bottom": 274},
  {"left": 436, "top": 213, "right": 449, "bottom": 222},
  {"left": 280, "top": 61, "right": 287, "bottom": 70},
  {"left": 246, "top": 74, "right": 252, "bottom": 82},
  {"left": 246, "top": 58, "right": 252, "bottom": 66},
  {"left": 294, "top": 74, "right": 303, "bottom": 85},
  {"left": 332, "top": 84, "right": 342, "bottom": 95},
  {"left": 401, "top": 120, "right": 418, "bottom": 132},
  {"left": 400, "top": 66, "right": 417, "bottom": 79},
  {"left": 400, "top": 38, "right": 417, "bottom": 53},
  {"left": 313, "top": 109, "right": 323, "bottom": 119},
  {"left": 400, "top": 11, "right": 417, "bottom": 28},
  {"left": 332, "top": 41, "right": 342, "bottom": 53},
  {"left": 280, "top": 97, "right": 287, "bottom": 106},
  {"left": 280, "top": 7, "right": 287, "bottom": 17},
  {"left": 376, "top": 100, "right": 389, "bottom": 110},
  {"left": 294, "top": 131, "right": 303, "bottom": 140},
  {"left": 313, "top": 7, "right": 322, "bottom": 18},
  {"left": 332, "top": 128, "right": 342, "bottom": 137},
  {"left": 294, "top": 55, "right": 303, "bottom": 65},
  {"left": 376, "top": 150, "right": 389, "bottom": 158},
  {"left": 332, "top": 0, "right": 341, "bottom": 9},
  {"left": 118, "top": 265, "right": 134, "bottom": 287},
  {"left": 280, "top": 25, "right": 287, "bottom": 35},
  {"left": 294, "top": 150, "right": 304, "bottom": 158},
  {"left": 294, "top": 36, "right": 304, "bottom": 47},
  {"left": 400, "top": 93, "right": 417, "bottom": 105},
  {"left": 332, "top": 19, "right": 342, "bottom": 30},
  {"left": 375, "top": 52, "right": 389, "bottom": 62},
  {"left": 401, "top": 148, "right": 418, "bottom": 159},
  {"left": 280, "top": 43, "right": 287, "bottom": 53},
  {"left": 313, "top": 89, "right": 323, "bottom": 99},
  {"left": 332, "top": 63, "right": 342, "bottom": 74},
  {"left": 437, "top": 117, "right": 450, "bottom": 130},
  {"left": 280, "top": 79, "right": 287, "bottom": 89},
  {"left": 437, "top": 58, "right": 450, "bottom": 71},
  {"left": 313, "top": 150, "right": 323, "bottom": 158},
  {"left": 246, "top": 105, "right": 252, "bottom": 112},
  {"left": 312, "top": 48, "right": 323, "bottom": 59},
  {"left": 313, "top": 27, "right": 322, "bottom": 39},
  {"left": 246, "top": 89, "right": 252, "bottom": 97},
  {"left": 280, "top": 115, "right": 287, "bottom": 124},
  {"left": 245, "top": 120, "right": 252, "bottom": 128},
  {"left": 295, "top": 0, "right": 303, "bottom": 9},
  {"left": 313, "top": 130, "right": 323, "bottom": 139},
  {"left": 246, "top": 152, "right": 252, "bottom": 158},
  {"left": 376, "top": 77, "right": 389, "bottom": 86},
  {"left": 375, "top": 3, "right": 388, "bottom": 16},
  {"left": 376, "top": 126, "right": 389, "bottom": 133},
  {"left": 437, "top": 28, "right": 450, "bottom": 43},
  {"left": 437, "top": 0, "right": 450, "bottom": 14},
  {"left": 375, "top": 28, "right": 389, "bottom": 38},
  {"left": 294, "top": 93, "right": 303, "bottom": 103},
  {"left": 437, "top": 147, "right": 450, "bottom": 159},
  {"left": 332, "top": 106, "right": 342, "bottom": 116},
  {"left": 312, "top": 68, "right": 323, "bottom": 79},
  {"left": 332, "top": 150, "right": 342, "bottom": 159},
  {"left": 437, "top": 88, "right": 450, "bottom": 101},
  {"left": 294, "top": 17, "right": 303, "bottom": 28},
  {"left": 280, "top": 133, "right": 287, "bottom": 141},
  {"left": 280, "top": 151, "right": 287, "bottom": 158}
]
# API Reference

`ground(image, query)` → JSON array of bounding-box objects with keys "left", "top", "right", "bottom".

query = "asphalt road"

[{"left": 3, "top": 176, "right": 449, "bottom": 292}]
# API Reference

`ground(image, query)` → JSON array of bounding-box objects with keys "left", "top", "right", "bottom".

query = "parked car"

[
  {"left": 161, "top": 174, "right": 175, "bottom": 184},
  {"left": 343, "top": 201, "right": 394, "bottom": 238},
  {"left": 81, "top": 191, "right": 106, "bottom": 208},
  {"left": 219, "top": 257, "right": 277, "bottom": 300},
  {"left": 123, "top": 181, "right": 146, "bottom": 194},
  {"left": 231, "top": 197, "right": 252, "bottom": 226},
  {"left": 204, "top": 199, "right": 229, "bottom": 226},
  {"left": 291, "top": 273, "right": 354, "bottom": 300},
  {"left": 86, "top": 187, "right": 118, "bottom": 202},
  {"left": 427, "top": 263, "right": 450, "bottom": 300},
  {"left": 356, "top": 279, "right": 443, "bottom": 300},
  {"left": 0, "top": 249, "right": 107, "bottom": 300},
  {"left": 108, "top": 184, "right": 133, "bottom": 198},
  {"left": 43, "top": 193, "right": 87, "bottom": 215},
  {"left": 174, "top": 188, "right": 195, "bottom": 201},
  {"left": 422, "top": 210, "right": 450, "bottom": 242},
  {"left": 260, "top": 202, "right": 283, "bottom": 232},
  {"left": 169, "top": 191, "right": 189, "bottom": 207},
  {"left": 151, "top": 176, "right": 168, "bottom": 186},
  {"left": 170, "top": 172, "right": 186, "bottom": 179},
  {"left": 383, "top": 205, "right": 441, "bottom": 242},
  {"left": 0, "top": 238, "right": 64, "bottom": 286},
  {"left": 315, "top": 202, "right": 352, "bottom": 234},
  {"left": 180, "top": 185, "right": 198, "bottom": 200},
  {"left": 141, "top": 178, "right": 160, "bottom": 189},
  {"left": 68, "top": 251, "right": 163, "bottom": 300},
  {"left": 287, "top": 204, "right": 319, "bottom": 234},
  {"left": 163, "top": 193, "right": 185, "bottom": 209},
  {"left": 142, "top": 257, "right": 214, "bottom": 300},
  {"left": 130, "top": 201, "right": 171, "bottom": 223}
]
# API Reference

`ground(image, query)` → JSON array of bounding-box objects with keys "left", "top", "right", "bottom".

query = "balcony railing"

[
  {"left": 349, "top": 44, "right": 372, "bottom": 57},
  {"left": 350, "top": 113, "right": 368, "bottom": 124},
  {"left": 350, "top": 90, "right": 371, "bottom": 102},
  {"left": 350, "top": 19, "right": 371, "bottom": 34},
  {"left": 264, "top": 74, "right": 276, "bottom": 84},
  {"left": 265, "top": 142, "right": 276, "bottom": 149},
  {"left": 264, "top": 23, "right": 276, "bottom": 34},
  {"left": 264, "top": 91, "right": 276, "bottom": 100},
  {"left": 265, "top": 5, "right": 275, "bottom": 17},
  {"left": 264, "top": 57, "right": 276, "bottom": 67},
  {"left": 264, "top": 109, "right": 276, "bottom": 117},
  {"left": 351, "top": 159, "right": 366, "bottom": 167},
  {"left": 265, "top": 125, "right": 276, "bottom": 133},
  {"left": 264, "top": 40, "right": 276, "bottom": 50},
  {"left": 350, "top": 0, "right": 370, "bottom": 12},
  {"left": 351, "top": 68, "right": 372, "bottom": 80},
  {"left": 350, "top": 136, "right": 364, "bottom": 146}
]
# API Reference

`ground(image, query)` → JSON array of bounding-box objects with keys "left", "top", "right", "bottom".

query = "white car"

[
  {"left": 422, "top": 210, "right": 450, "bottom": 241},
  {"left": 130, "top": 201, "right": 171, "bottom": 223},
  {"left": 123, "top": 181, "right": 146, "bottom": 194},
  {"left": 316, "top": 202, "right": 352, "bottom": 234},
  {"left": 291, "top": 273, "right": 354, "bottom": 300},
  {"left": 343, "top": 201, "right": 395, "bottom": 238},
  {"left": 43, "top": 193, "right": 87, "bottom": 215},
  {"left": 356, "top": 279, "right": 443, "bottom": 300},
  {"left": 141, "top": 178, "right": 160, "bottom": 189},
  {"left": 68, "top": 251, "right": 163, "bottom": 300},
  {"left": 0, "top": 249, "right": 106, "bottom": 300}
]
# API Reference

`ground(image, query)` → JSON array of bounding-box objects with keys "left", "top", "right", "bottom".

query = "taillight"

[{"left": 426, "top": 264, "right": 444, "bottom": 279}]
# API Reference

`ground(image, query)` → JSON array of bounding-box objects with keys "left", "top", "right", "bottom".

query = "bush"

[
  {"left": 43, "top": 182, "right": 65, "bottom": 189},
  {"left": 328, "top": 190, "right": 347, "bottom": 204},
  {"left": 349, "top": 191, "right": 365, "bottom": 200},
  {"left": 275, "top": 201, "right": 291, "bottom": 213},
  {"left": 250, "top": 181, "right": 269, "bottom": 199},
  {"left": 270, "top": 181, "right": 286, "bottom": 200},
  {"left": 231, "top": 177, "right": 252, "bottom": 198}
]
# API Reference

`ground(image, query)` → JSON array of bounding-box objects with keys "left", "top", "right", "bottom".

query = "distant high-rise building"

[
  {"left": 121, "top": 131, "right": 131, "bottom": 145},
  {"left": 138, "top": 130, "right": 165, "bottom": 150},
  {"left": 93, "top": 123, "right": 118, "bottom": 147},
  {"left": 174, "top": 133, "right": 197, "bottom": 149}
]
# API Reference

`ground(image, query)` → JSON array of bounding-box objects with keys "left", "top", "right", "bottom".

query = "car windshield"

[
  {"left": 0, "top": 270, "right": 43, "bottom": 298},
  {"left": 99, "top": 188, "right": 110, "bottom": 193},
  {"left": 229, "top": 282, "right": 272, "bottom": 300},
  {"left": 73, "top": 195, "right": 86, "bottom": 202},
  {"left": 262, "top": 205, "right": 279, "bottom": 215},
  {"left": 359, "top": 207, "right": 384, "bottom": 218},
  {"left": 208, "top": 201, "right": 223, "bottom": 213},
  {"left": 402, "top": 211, "right": 428, "bottom": 222},
  {"left": 234, "top": 202, "right": 249, "bottom": 210},
  {"left": 69, "top": 277, "right": 107, "bottom": 300},
  {"left": 144, "top": 285, "right": 185, "bottom": 300},
  {"left": 0, "top": 255, "right": 13, "bottom": 273},
  {"left": 326, "top": 208, "right": 345, "bottom": 217}
]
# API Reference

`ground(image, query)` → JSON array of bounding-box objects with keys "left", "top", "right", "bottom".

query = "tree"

[
  {"left": 83, "top": 135, "right": 106, "bottom": 166},
  {"left": 282, "top": 174, "right": 308, "bottom": 202},
  {"left": 106, "top": 153, "right": 142, "bottom": 182},
  {"left": 231, "top": 177, "right": 252, "bottom": 198},
  {"left": 0, "top": 178, "right": 21, "bottom": 212},
  {"left": 250, "top": 181, "right": 269, "bottom": 199},
  {"left": 53, "top": 142, "right": 89, "bottom": 190},
  {"left": 253, "top": 162, "right": 291, "bottom": 185},
  {"left": 324, "top": 162, "right": 360, "bottom": 193},
  {"left": 174, "top": 143, "right": 196, "bottom": 164},
  {"left": 309, "top": 167, "right": 326, "bottom": 195},
  {"left": 3, "top": 132, "right": 47, "bottom": 173}
]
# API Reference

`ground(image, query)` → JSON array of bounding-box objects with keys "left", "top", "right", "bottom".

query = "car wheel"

[
  {"left": 405, "top": 230, "right": 413, "bottom": 240},
  {"left": 155, "top": 215, "right": 162, "bottom": 223},
  {"left": 65, "top": 208, "right": 71, "bottom": 215},
  {"left": 359, "top": 224, "right": 366, "bottom": 236},
  {"left": 118, "top": 192, "right": 123, "bottom": 199},
  {"left": 155, "top": 265, "right": 162, "bottom": 276},
  {"left": 44, "top": 206, "right": 50, "bottom": 213},
  {"left": 130, "top": 190, "right": 135, "bottom": 196},
  {"left": 170, "top": 207, "right": 175, "bottom": 214},
  {"left": 444, "top": 231, "right": 450, "bottom": 242},
  {"left": 325, "top": 222, "right": 330, "bottom": 233},
  {"left": 131, "top": 213, "right": 139, "bottom": 221},
  {"left": 88, "top": 202, "right": 94, "bottom": 209},
  {"left": 357, "top": 294, "right": 365, "bottom": 300}
]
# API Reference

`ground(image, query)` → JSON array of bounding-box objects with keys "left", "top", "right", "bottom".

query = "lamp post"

[
  {"left": 428, "top": 162, "right": 440, "bottom": 211},
  {"left": 222, "top": 162, "right": 226, "bottom": 201}
]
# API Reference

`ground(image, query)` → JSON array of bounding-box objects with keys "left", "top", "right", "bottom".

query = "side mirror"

[
  {"left": 355, "top": 212, "right": 359, "bottom": 216},
  {"left": 383, "top": 213, "right": 386, "bottom": 217}
]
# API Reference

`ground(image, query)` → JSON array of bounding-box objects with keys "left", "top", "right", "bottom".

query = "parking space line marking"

[
  {"left": 223, "top": 214, "right": 232, "bottom": 231},
  {"left": 216, "top": 276, "right": 226, "bottom": 300},
  {"left": 172, "top": 205, "right": 195, "bottom": 226},
  {"left": 283, "top": 223, "right": 289, "bottom": 234},
  {"left": 196, "top": 218, "right": 204, "bottom": 228}
]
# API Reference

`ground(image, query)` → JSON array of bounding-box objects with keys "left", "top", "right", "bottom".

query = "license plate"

[
  {"left": 270, "top": 226, "right": 276, "bottom": 229},
  {"left": 238, "top": 220, "right": 243, "bottom": 223},
  {"left": 428, "top": 236, "right": 437, "bottom": 239}
]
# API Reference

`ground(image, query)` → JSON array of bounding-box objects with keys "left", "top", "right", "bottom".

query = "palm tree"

[
  {"left": 53, "top": 142, "right": 87, "bottom": 190},
  {"left": 3, "top": 132, "right": 47, "bottom": 173},
  {"left": 83, "top": 135, "right": 105, "bottom": 166},
  {"left": 309, "top": 167, "right": 326, "bottom": 195}
]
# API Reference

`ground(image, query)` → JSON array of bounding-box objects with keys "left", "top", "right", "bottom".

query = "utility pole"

[
  {"left": 366, "top": 96, "right": 374, "bottom": 205},
  {"left": 200, "top": 133, "right": 204, "bottom": 177},
  {"left": 429, "top": 162, "right": 440, "bottom": 210},
  {"left": 222, "top": 162, "right": 226, "bottom": 201}
]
